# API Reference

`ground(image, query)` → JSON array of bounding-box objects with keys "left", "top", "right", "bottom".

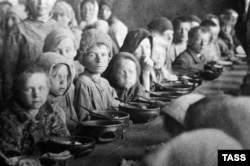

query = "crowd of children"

[{"left": 0, "top": 0, "right": 247, "bottom": 165}]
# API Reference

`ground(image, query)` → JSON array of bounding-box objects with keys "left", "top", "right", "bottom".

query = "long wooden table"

[{"left": 70, "top": 63, "right": 248, "bottom": 166}]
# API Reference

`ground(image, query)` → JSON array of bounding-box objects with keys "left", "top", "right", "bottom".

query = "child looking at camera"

[{"left": 74, "top": 29, "right": 119, "bottom": 121}]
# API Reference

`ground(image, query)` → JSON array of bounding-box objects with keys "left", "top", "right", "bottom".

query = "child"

[
  {"left": 200, "top": 20, "right": 222, "bottom": 62},
  {"left": 106, "top": 52, "right": 148, "bottom": 103},
  {"left": 53, "top": 1, "right": 82, "bottom": 49},
  {"left": 79, "top": 0, "right": 99, "bottom": 30},
  {"left": 151, "top": 43, "right": 178, "bottom": 83},
  {"left": 147, "top": 17, "right": 174, "bottom": 70},
  {"left": 74, "top": 29, "right": 119, "bottom": 121},
  {"left": 0, "top": 62, "right": 68, "bottom": 165},
  {"left": 120, "top": 28, "right": 154, "bottom": 91},
  {"left": 169, "top": 16, "right": 192, "bottom": 62},
  {"left": 172, "top": 26, "right": 210, "bottom": 73},
  {"left": 43, "top": 28, "right": 84, "bottom": 79},
  {"left": 37, "top": 52, "right": 78, "bottom": 133},
  {"left": 99, "top": 0, "right": 128, "bottom": 49}
]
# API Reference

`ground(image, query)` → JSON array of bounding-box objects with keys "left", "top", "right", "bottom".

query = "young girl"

[
  {"left": 106, "top": 52, "right": 148, "bottom": 103},
  {"left": 52, "top": 1, "right": 82, "bottom": 49},
  {"left": 120, "top": 28, "right": 154, "bottom": 91},
  {"left": 43, "top": 28, "right": 84, "bottom": 79},
  {"left": 0, "top": 62, "right": 68, "bottom": 166},
  {"left": 75, "top": 29, "right": 119, "bottom": 121},
  {"left": 151, "top": 42, "right": 178, "bottom": 84},
  {"left": 78, "top": 0, "right": 99, "bottom": 30},
  {"left": 37, "top": 52, "right": 78, "bottom": 133}
]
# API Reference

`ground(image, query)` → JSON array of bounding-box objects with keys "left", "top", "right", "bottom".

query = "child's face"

[
  {"left": 81, "top": 1, "right": 95, "bottom": 22},
  {"left": 28, "top": 0, "right": 56, "bottom": 18},
  {"left": 189, "top": 32, "right": 210, "bottom": 54},
  {"left": 134, "top": 38, "right": 151, "bottom": 61},
  {"left": 50, "top": 65, "right": 69, "bottom": 97},
  {"left": 221, "top": 24, "right": 232, "bottom": 35},
  {"left": 20, "top": 73, "right": 49, "bottom": 110},
  {"left": 83, "top": 44, "right": 110, "bottom": 74},
  {"left": 53, "top": 38, "right": 76, "bottom": 61},
  {"left": 174, "top": 22, "right": 191, "bottom": 42},
  {"left": 53, "top": 10, "right": 70, "bottom": 27},
  {"left": 162, "top": 30, "right": 174, "bottom": 46},
  {"left": 115, "top": 59, "right": 137, "bottom": 89},
  {"left": 208, "top": 26, "right": 220, "bottom": 42},
  {"left": 152, "top": 45, "right": 166, "bottom": 69},
  {"left": 99, "top": 4, "right": 112, "bottom": 20}
]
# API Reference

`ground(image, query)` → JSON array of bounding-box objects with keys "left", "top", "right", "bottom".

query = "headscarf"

[
  {"left": 106, "top": 52, "right": 146, "bottom": 102},
  {"left": 0, "top": 0, "right": 18, "bottom": 6},
  {"left": 78, "top": 29, "right": 113, "bottom": 62},
  {"left": 5, "top": 4, "right": 27, "bottom": 20},
  {"left": 36, "top": 52, "right": 73, "bottom": 95},
  {"left": 120, "top": 28, "right": 153, "bottom": 55},
  {"left": 53, "top": 1, "right": 78, "bottom": 28},
  {"left": 43, "top": 28, "right": 77, "bottom": 53},
  {"left": 78, "top": 0, "right": 99, "bottom": 29}
]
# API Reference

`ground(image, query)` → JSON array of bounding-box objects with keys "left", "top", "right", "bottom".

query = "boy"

[
  {"left": 172, "top": 26, "right": 210, "bottom": 73},
  {"left": 0, "top": 62, "right": 68, "bottom": 165},
  {"left": 169, "top": 16, "right": 192, "bottom": 62},
  {"left": 74, "top": 29, "right": 119, "bottom": 121}
]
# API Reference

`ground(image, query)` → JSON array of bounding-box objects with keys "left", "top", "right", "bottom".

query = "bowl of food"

[
  {"left": 119, "top": 102, "right": 160, "bottom": 123},
  {"left": 90, "top": 110, "right": 130, "bottom": 129},
  {"left": 39, "top": 136, "right": 95, "bottom": 157},
  {"left": 154, "top": 82, "right": 194, "bottom": 94},
  {"left": 149, "top": 91, "right": 183, "bottom": 100},
  {"left": 73, "top": 120, "right": 124, "bottom": 143}
]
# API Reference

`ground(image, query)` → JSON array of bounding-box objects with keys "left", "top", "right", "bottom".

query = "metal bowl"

[
  {"left": 155, "top": 83, "right": 193, "bottom": 94},
  {"left": 119, "top": 102, "right": 160, "bottom": 123},
  {"left": 90, "top": 110, "right": 130, "bottom": 129},
  {"left": 74, "top": 120, "right": 123, "bottom": 143},
  {"left": 39, "top": 136, "right": 95, "bottom": 157}
]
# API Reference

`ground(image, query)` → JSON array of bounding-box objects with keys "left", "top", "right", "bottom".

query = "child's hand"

[{"left": 141, "top": 56, "right": 154, "bottom": 73}]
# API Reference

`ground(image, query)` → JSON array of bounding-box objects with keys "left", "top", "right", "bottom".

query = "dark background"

[
  {"left": 19, "top": 0, "right": 234, "bottom": 29},
  {"left": 63, "top": 0, "right": 233, "bottom": 29}
]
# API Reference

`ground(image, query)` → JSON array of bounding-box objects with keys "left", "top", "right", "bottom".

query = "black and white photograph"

[{"left": 0, "top": 0, "right": 249, "bottom": 166}]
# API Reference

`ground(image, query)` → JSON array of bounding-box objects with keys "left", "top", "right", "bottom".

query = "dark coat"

[
  {"left": 172, "top": 48, "right": 206, "bottom": 74},
  {"left": 0, "top": 99, "right": 69, "bottom": 157}
]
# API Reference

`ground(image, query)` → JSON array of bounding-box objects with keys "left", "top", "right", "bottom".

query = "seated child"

[
  {"left": 169, "top": 16, "right": 192, "bottom": 62},
  {"left": 219, "top": 14, "right": 242, "bottom": 63},
  {"left": 224, "top": 9, "right": 246, "bottom": 55},
  {"left": 37, "top": 52, "right": 78, "bottom": 133},
  {"left": 43, "top": 28, "right": 84, "bottom": 79},
  {"left": 120, "top": 28, "right": 154, "bottom": 91},
  {"left": 200, "top": 20, "right": 222, "bottom": 62},
  {"left": 0, "top": 62, "right": 68, "bottom": 166},
  {"left": 106, "top": 52, "right": 148, "bottom": 103},
  {"left": 172, "top": 26, "right": 210, "bottom": 73},
  {"left": 147, "top": 16, "right": 174, "bottom": 70},
  {"left": 74, "top": 29, "right": 120, "bottom": 121},
  {"left": 151, "top": 41, "right": 178, "bottom": 83}
]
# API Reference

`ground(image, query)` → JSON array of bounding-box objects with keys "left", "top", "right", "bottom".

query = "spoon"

[
  {"left": 115, "top": 98, "right": 147, "bottom": 109},
  {"left": 0, "top": 150, "right": 8, "bottom": 162},
  {"left": 80, "top": 106, "right": 112, "bottom": 120}
]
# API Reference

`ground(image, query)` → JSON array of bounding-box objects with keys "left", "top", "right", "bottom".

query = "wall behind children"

[{"left": 20, "top": 0, "right": 232, "bottom": 29}]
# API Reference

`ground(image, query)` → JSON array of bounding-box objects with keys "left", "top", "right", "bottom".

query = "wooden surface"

[{"left": 70, "top": 63, "right": 248, "bottom": 166}]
